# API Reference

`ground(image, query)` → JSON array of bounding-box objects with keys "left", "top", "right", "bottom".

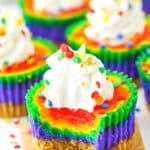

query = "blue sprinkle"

[
  {"left": 100, "top": 44, "right": 106, "bottom": 49},
  {"left": 125, "top": 41, "right": 133, "bottom": 48},
  {"left": 146, "top": 48, "right": 150, "bottom": 54},
  {"left": 116, "top": 33, "right": 124, "bottom": 40},
  {"left": 47, "top": 100, "right": 53, "bottom": 107},
  {"left": 135, "top": 107, "right": 141, "bottom": 112},
  {"left": 101, "top": 103, "right": 109, "bottom": 109},
  {"left": 42, "top": 55, "right": 48, "bottom": 60}
]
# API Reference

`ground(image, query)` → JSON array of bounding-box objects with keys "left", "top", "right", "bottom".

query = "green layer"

[
  {"left": 26, "top": 71, "right": 137, "bottom": 141},
  {"left": 65, "top": 18, "right": 150, "bottom": 63},
  {"left": 0, "top": 37, "right": 57, "bottom": 83},
  {"left": 18, "top": 0, "right": 87, "bottom": 25},
  {"left": 136, "top": 53, "right": 150, "bottom": 83}
]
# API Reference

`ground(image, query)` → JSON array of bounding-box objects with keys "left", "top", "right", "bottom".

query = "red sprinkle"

[
  {"left": 66, "top": 50, "right": 74, "bottom": 58},
  {"left": 96, "top": 81, "right": 101, "bottom": 88},
  {"left": 9, "top": 134, "right": 16, "bottom": 138},
  {"left": 118, "top": 11, "right": 123, "bottom": 16},
  {"left": 91, "top": 91, "right": 99, "bottom": 99},
  {"left": 21, "top": 29, "right": 26, "bottom": 37},
  {"left": 14, "top": 120, "right": 20, "bottom": 125},
  {"left": 60, "top": 43, "right": 70, "bottom": 52},
  {"left": 14, "top": 145, "right": 21, "bottom": 149}
]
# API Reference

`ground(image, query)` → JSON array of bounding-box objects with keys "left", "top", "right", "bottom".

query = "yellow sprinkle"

[
  {"left": 16, "top": 18, "right": 24, "bottom": 25},
  {"left": 102, "top": 15, "right": 110, "bottom": 22},
  {"left": 81, "top": 81, "right": 86, "bottom": 86},
  {"left": 86, "top": 57, "right": 96, "bottom": 66},
  {"left": 0, "top": 26, "right": 6, "bottom": 36},
  {"left": 77, "top": 53, "right": 86, "bottom": 60},
  {"left": 27, "top": 58, "right": 34, "bottom": 64},
  {"left": 4, "top": 118, "right": 11, "bottom": 124}
]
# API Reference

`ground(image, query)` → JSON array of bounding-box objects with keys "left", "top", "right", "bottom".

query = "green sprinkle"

[
  {"left": 113, "top": 82, "right": 121, "bottom": 88},
  {"left": 58, "top": 53, "right": 64, "bottom": 61},
  {"left": 99, "top": 67, "right": 105, "bottom": 73},
  {"left": 73, "top": 56, "right": 81, "bottom": 64},
  {"left": 45, "top": 79, "right": 50, "bottom": 85},
  {"left": 3, "top": 61, "right": 9, "bottom": 66},
  {"left": 1, "top": 18, "right": 6, "bottom": 25}
]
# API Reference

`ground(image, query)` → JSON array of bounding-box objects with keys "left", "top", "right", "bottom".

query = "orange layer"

[
  {"left": 24, "top": 0, "right": 89, "bottom": 19},
  {"left": 34, "top": 81, "right": 129, "bottom": 126},
  {"left": 73, "top": 21, "right": 150, "bottom": 51},
  {"left": 0, "top": 41, "right": 50, "bottom": 75}
]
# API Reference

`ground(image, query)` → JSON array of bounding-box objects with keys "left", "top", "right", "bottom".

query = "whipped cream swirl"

[
  {"left": 0, "top": 8, "right": 34, "bottom": 70},
  {"left": 33, "top": 0, "right": 85, "bottom": 14},
  {"left": 43, "top": 44, "right": 114, "bottom": 112},
  {"left": 85, "top": 0, "right": 145, "bottom": 46}
]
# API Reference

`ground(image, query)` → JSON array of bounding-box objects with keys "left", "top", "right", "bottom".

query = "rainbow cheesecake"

[
  {"left": 18, "top": 0, "right": 89, "bottom": 43},
  {"left": 136, "top": 53, "right": 150, "bottom": 105},
  {"left": 66, "top": 0, "right": 150, "bottom": 78},
  {"left": 0, "top": 8, "right": 57, "bottom": 117},
  {"left": 143, "top": 0, "right": 150, "bottom": 14},
  {"left": 26, "top": 44, "right": 137, "bottom": 149}
]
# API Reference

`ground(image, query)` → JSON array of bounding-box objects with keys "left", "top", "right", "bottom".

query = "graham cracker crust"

[
  {"left": 133, "top": 78, "right": 141, "bottom": 88},
  {"left": 18, "top": 119, "right": 144, "bottom": 150},
  {"left": 146, "top": 103, "right": 150, "bottom": 112},
  {"left": 0, "top": 103, "right": 27, "bottom": 118}
]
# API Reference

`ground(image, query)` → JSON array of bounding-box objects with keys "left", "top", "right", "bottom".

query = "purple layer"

[
  {"left": 29, "top": 111, "right": 135, "bottom": 150},
  {"left": 27, "top": 22, "right": 66, "bottom": 43},
  {"left": 143, "top": 0, "right": 150, "bottom": 14},
  {"left": 104, "top": 56, "right": 137, "bottom": 78},
  {"left": 0, "top": 75, "right": 42, "bottom": 105}
]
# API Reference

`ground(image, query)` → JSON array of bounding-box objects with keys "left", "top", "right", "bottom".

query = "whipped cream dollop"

[
  {"left": 43, "top": 44, "right": 114, "bottom": 112},
  {"left": 85, "top": 0, "right": 145, "bottom": 46},
  {"left": 33, "top": 0, "right": 85, "bottom": 14},
  {"left": 0, "top": 8, "right": 34, "bottom": 70}
]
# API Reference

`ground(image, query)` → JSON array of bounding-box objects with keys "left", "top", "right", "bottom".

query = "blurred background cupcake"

[
  {"left": 143, "top": 0, "right": 150, "bottom": 14},
  {"left": 66, "top": 0, "right": 150, "bottom": 79},
  {"left": 136, "top": 53, "right": 150, "bottom": 109},
  {"left": 0, "top": 8, "right": 57, "bottom": 117},
  {"left": 26, "top": 44, "right": 137, "bottom": 150},
  {"left": 18, "top": 0, "right": 89, "bottom": 44}
]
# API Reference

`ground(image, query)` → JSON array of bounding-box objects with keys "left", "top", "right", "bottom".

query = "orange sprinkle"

[{"left": 95, "top": 96, "right": 103, "bottom": 105}]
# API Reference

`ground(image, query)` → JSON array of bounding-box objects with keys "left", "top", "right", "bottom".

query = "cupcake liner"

[
  {"left": 136, "top": 53, "right": 150, "bottom": 104},
  {"left": 66, "top": 19, "right": 150, "bottom": 78},
  {"left": 29, "top": 110, "right": 135, "bottom": 150},
  {"left": 26, "top": 70, "right": 137, "bottom": 146},
  {"left": 27, "top": 21, "right": 71, "bottom": 43},
  {"left": 143, "top": 0, "right": 150, "bottom": 14},
  {"left": 0, "top": 37, "right": 57, "bottom": 117},
  {"left": 18, "top": 0, "right": 87, "bottom": 43}
]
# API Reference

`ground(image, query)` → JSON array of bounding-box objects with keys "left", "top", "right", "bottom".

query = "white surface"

[{"left": 136, "top": 88, "right": 150, "bottom": 150}]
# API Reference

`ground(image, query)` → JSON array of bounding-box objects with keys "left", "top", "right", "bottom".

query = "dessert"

[
  {"left": 136, "top": 52, "right": 150, "bottom": 106},
  {"left": 0, "top": 8, "right": 57, "bottom": 117},
  {"left": 26, "top": 44, "right": 137, "bottom": 150},
  {"left": 18, "top": 0, "right": 89, "bottom": 43},
  {"left": 66, "top": 0, "right": 150, "bottom": 78}
]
